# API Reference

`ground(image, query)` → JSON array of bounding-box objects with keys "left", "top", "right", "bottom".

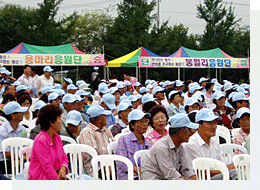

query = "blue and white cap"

[
  {"left": 98, "top": 84, "right": 109, "bottom": 94},
  {"left": 116, "top": 83, "right": 126, "bottom": 89},
  {"left": 76, "top": 90, "right": 90, "bottom": 96},
  {"left": 0, "top": 67, "right": 6, "bottom": 73},
  {"left": 195, "top": 108, "right": 222, "bottom": 122},
  {"left": 145, "top": 79, "right": 152, "bottom": 85},
  {"left": 136, "top": 94, "right": 142, "bottom": 100},
  {"left": 44, "top": 83, "right": 52, "bottom": 88},
  {"left": 224, "top": 82, "right": 234, "bottom": 91},
  {"left": 74, "top": 94, "right": 85, "bottom": 102},
  {"left": 120, "top": 99, "right": 132, "bottom": 105},
  {"left": 16, "top": 85, "right": 29, "bottom": 92},
  {"left": 120, "top": 95, "right": 128, "bottom": 102},
  {"left": 76, "top": 80, "right": 85, "bottom": 87},
  {"left": 41, "top": 86, "right": 53, "bottom": 94},
  {"left": 232, "top": 92, "right": 249, "bottom": 102},
  {"left": 125, "top": 81, "right": 132, "bottom": 86},
  {"left": 168, "top": 90, "right": 181, "bottom": 99},
  {"left": 168, "top": 113, "right": 199, "bottom": 129},
  {"left": 62, "top": 94, "right": 77, "bottom": 103},
  {"left": 236, "top": 87, "right": 249, "bottom": 95},
  {"left": 109, "top": 87, "right": 120, "bottom": 95},
  {"left": 117, "top": 102, "right": 133, "bottom": 113},
  {"left": 53, "top": 83, "right": 62, "bottom": 89},
  {"left": 56, "top": 89, "right": 65, "bottom": 97},
  {"left": 211, "top": 78, "right": 218, "bottom": 84},
  {"left": 3, "top": 101, "right": 28, "bottom": 115},
  {"left": 48, "top": 92, "right": 59, "bottom": 101},
  {"left": 162, "top": 81, "right": 173, "bottom": 88},
  {"left": 135, "top": 82, "right": 142, "bottom": 87},
  {"left": 175, "top": 80, "right": 184, "bottom": 87},
  {"left": 141, "top": 94, "right": 157, "bottom": 104},
  {"left": 240, "top": 83, "right": 249, "bottom": 89},
  {"left": 6, "top": 70, "right": 11, "bottom": 75},
  {"left": 152, "top": 86, "right": 164, "bottom": 95},
  {"left": 13, "top": 81, "right": 21, "bottom": 87},
  {"left": 236, "top": 107, "right": 250, "bottom": 119},
  {"left": 34, "top": 100, "right": 46, "bottom": 111},
  {"left": 64, "top": 78, "right": 73, "bottom": 84},
  {"left": 43, "top": 66, "right": 54, "bottom": 72},
  {"left": 128, "top": 109, "right": 151, "bottom": 123},
  {"left": 189, "top": 84, "right": 202, "bottom": 94},
  {"left": 66, "top": 110, "right": 82, "bottom": 126},
  {"left": 213, "top": 91, "right": 225, "bottom": 100},
  {"left": 67, "top": 84, "right": 78, "bottom": 91},
  {"left": 139, "top": 87, "right": 149, "bottom": 94},
  {"left": 87, "top": 105, "right": 111, "bottom": 118},
  {"left": 199, "top": 77, "right": 209, "bottom": 84},
  {"left": 94, "top": 67, "right": 99, "bottom": 70},
  {"left": 129, "top": 95, "right": 139, "bottom": 102},
  {"left": 185, "top": 98, "right": 201, "bottom": 107},
  {"left": 102, "top": 94, "right": 116, "bottom": 110},
  {"left": 228, "top": 92, "right": 237, "bottom": 100}
]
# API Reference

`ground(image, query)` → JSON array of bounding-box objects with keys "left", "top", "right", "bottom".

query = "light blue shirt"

[
  {"left": 166, "top": 103, "right": 185, "bottom": 117},
  {"left": 0, "top": 122, "right": 27, "bottom": 161},
  {"left": 106, "top": 113, "right": 116, "bottom": 128}
]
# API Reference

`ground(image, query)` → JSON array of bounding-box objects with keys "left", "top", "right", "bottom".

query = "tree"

[
  {"left": 103, "top": 0, "right": 156, "bottom": 59},
  {"left": 66, "top": 8, "right": 114, "bottom": 54},
  {"left": 196, "top": 0, "right": 240, "bottom": 53}
]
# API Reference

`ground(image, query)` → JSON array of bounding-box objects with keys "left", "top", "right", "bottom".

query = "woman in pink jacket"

[{"left": 28, "top": 104, "right": 69, "bottom": 180}]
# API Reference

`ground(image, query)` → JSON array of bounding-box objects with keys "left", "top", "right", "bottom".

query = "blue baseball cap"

[
  {"left": 224, "top": 82, "right": 234, "bottom": 91},
  {"left": 48, "top": 92, "right": 59, "bottom": 101},
  {"left": 109, "top": 87, "right": 120, "bottom": 95},
  {"left": 185, "top": 98, "right": 201, "bottom": 107},
  {"left": 5, "top": 70, "right": 11, "bottom": 75},
  {"left": 189, "top": 84, "right": 202, "bottom": 94},
  {"left": 16, "top": 85, "right": 29, "bottom": 92},
  {"left": 129, "top": 95, "right": 139, "bottom": 102},
  {"left": 0, "top": 67, "right": 6, "bottom": 73},
  {"left": 13, "top": 81, "right": 21, "bottom": 86},
  {"left": 162, "top": 81, "right": 173, "bottom": 88},
  {"left": 213, "top": 91, "right": 225, "bottom": 100},
  {"left": 87, "top": 105, "right": 111, "bottom": 118},
  {"left": 99, "top": 84, "right": 109, "bottom": 94},
  {"left": 236, "top": 87, "right": 249, "bottom": 95},
  {"left": 116, "top": 83, "right": 126, "bottom": 89},
  {"left": 117, "top": 103, "right": 133, "bottom": 114},
  {"left": 125, "top": 81, "right": 132, "bottom": 86},
  {"left": 62, "top": 94, "right": 77, "bottom": 103},
  {"left": 67, "top": 84, "right": 78, "bottom": 91},
  {"left": 232, "top": 92, "right": 249, "bottom": 102},
  {"left": 240, "top": 83, "right": 249, "bottom": 89},
  {"left": 74, "top": 94, "right": 85, "bottom": 102},
  {"left": 53, "top": 83, "right": 62, "bottom": 89},
  {"left": 168, "top": 113, "right": 199, "bottom": 129},
  {"left": 120, "top": 95, "right": 128, "bottom": 102},
  {"left": 236, "top": 107, "right": 250, "bottom": 119},
  {"left": 128, "top": 109, "right": 151, "bottom": 123},
  {"left": 102, "top": 94, "right": 116, "bottom": 110},
  {"left": 43, "top": 66, "right": 54, "bottom": 72},
  {"left": 76, "top": 80, "right": 85, "bottom": 87},
  {"left": 66, "top": 110, "right": 82, "bottom": 126},
  {"left": 34, "top": 100, "right": 46, "bottom": 111},
  {"left": 76, "top": 90, "right": 90, "bottom": 96},
  {"left": 139, "top": 87, "right": 149, "bottom": 94},
  {"left": 145, "top": 79, "right": 152, "bottom": 85},
  {"left": 175, "top": 80, "right": 184, "bottom": 87},
  {"left": 141, "top": 94, "right": 157, "bottom": 104},
  {"left": 136, "top": 94, "right": 142, "bottom": 100},
  {"left": 3, "top": 101, "right": 28, "bottom": 115},
  {"left": 64, "top": 78, "right": 73, "bottom": 84},
  {"left": 41, "top": 86, "right": 53, "bottom": 94},
  {"left": 211, "top": 78, "right": 218, "bottom": 84},
  {"left": 195, "top": 108, "right": 222, "bottom": 123},
  {"left": 152, "top": 86, "right": 165, "bottom": 95},
  {"left": 228, "top": 92, "right": 237, "bottom": 100},
  {"left": 135, "top": 82, "right": 142, "bottom": 87},
  {"left": 199, "top": 77, "right": 209, "bottom": 83},
  {"left": 55, "top": 89, "right": 65, "bottom": 97},
  {"left": 168, "top": 90, "right": 181, "bottom": 99},
  {"left": 120, "top": 99, "right": 132, "bottom": 105},
  {"left": 94, "top": 66, "right": 99, "bottom": 70},
  {"left": 43, "top": 83, "right": 52, "bottom": 88}
]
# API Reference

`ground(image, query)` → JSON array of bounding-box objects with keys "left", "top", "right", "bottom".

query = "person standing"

[
  {"left": 35, "top": 66, "right": 54, "bottom": 93},
  {"left": 91, "top": 67, "right": 100, "bottom": 92},
  {"left": 123, "top": 70, "right": 138, "bottom": 92},
  {"left": 17, "top": 65, "right": 37, "bottom": 96}
]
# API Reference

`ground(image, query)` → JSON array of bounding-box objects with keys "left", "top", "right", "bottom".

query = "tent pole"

[
  {"left": 220, "top": 68, "right": 222, "bottom": 81},
  {"left": 178, "top": 68, "right": 180, "bottom": 80},
  {"left": 146, "top": 68, "right": 148, "bottom": 80},
  {"left": 208, "top": 68, "right": 210, "bottom": 79},
  {"left": 107, "top": 66, "right": 109, "bottom": 80},
  {"left": 216, "top": 68, "right": 217, "bottom": 79},
  {"left": 139, "top": 66, "right": 141, "bottom": 82},
  {"left": 103, "top": 65, "right": 106, "bottom": 80},
  {"left": 61, "top": 66, "right": 63, "bottom": 82},
  {"left": 183, "top": 68, "right": 185, "bottom": 81},
  {"left": 136, "top": 66, "right": 138, "bottom": 81},
  {"left": 76, "top": 66, "right": 79, "bottom": 80},
  {"left": 11, "top": 65, "right": 14, "bottom": 77}
]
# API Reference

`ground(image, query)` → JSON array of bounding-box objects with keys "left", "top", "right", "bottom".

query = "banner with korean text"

[
  {"left": 138, "top": 57, "right": 250, "bottom": 69},
  {"left": 0, "top": 54, "right": 104, "bottom": 66}
]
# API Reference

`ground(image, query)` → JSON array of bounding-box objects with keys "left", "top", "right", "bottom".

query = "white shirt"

[
  {"left": 35, "top": 74, "right": 54, "bottom": 93},
  {"left": 17, "top": 74, "right": 36, "bottom": 90},
  {"left": 183, "top": 132, "right": 226, "bottom": 168}
]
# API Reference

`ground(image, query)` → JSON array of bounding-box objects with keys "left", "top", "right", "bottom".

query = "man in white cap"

[
  {"left": 183, "top": 108, "right": 237, "bottom": 180},
  {"left": 91, "top": 67, "right": 100, "bottom": 92},
  {"left": 141, "top": 113, "right": 198, "bottom": 180},
  {"left": 35, "top": 66, "right": 54, "bottom": 93}
]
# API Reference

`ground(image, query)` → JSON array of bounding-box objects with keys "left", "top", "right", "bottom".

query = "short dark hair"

[
  {"left": 165, "top": 88, "right": 174, "bottom": 100},
  {"left": 16, "top": 91, "right": 30, "bottom": 102},
  {"left": 238, "top": 113, "right": 250, "bottom": 122},
  {"left": 148, "top": 105, "right": 168, "bottom": 129},
  {"left": 5, "top": 113, "right": 15, "bottom": 121},
  {"left": 169, "top": 91, "right": 181, "bottom": 101},
  {"left": 188, "top": 112, "right": 197, "bottom": 123},
  {"left": 17, "top": 94, "right": 32, "bottom": 106},
  {"left": 4, "top": 85, "right": 12, "bottom": 94},
  {"left": 2, "top": 94, "right": 15, "bottom": 104},
  {"left": 54, "top": 80, "right": 61, "bottom": 84},
  {"left": 231, "top": 100, "right": 246, "bottom": 110},
  {"left": 129, "top": 120, "right": 136, "bottom": 132},
  {"left": 142, "top": 101, "right": 157, "bottom": 113},
  {"left": 123, "top": 70, "right": 130, "bottom": 76},
  {"left": 89, "top": 116, "right": 100, "bottom": 123},
  {"left": 87, "top": 96, "right": 93, "bottom": 102},
  {"left": 169, "top": 127, "right": 188, "bottom": 136},
  {"left": 31, "top": 66, "right": 37, "bottom": 72},
  {"left": 39, "top": 93, "right": 49, "bottom": 103},
  {"left": 23, "top": 65, "right": 31, "bottom": 70},
  {"left": 38, "top": 105, "right": 62, "bottom": 131},
  {"left": 205, "top": 82, "right": 214, "bottom": 91}
]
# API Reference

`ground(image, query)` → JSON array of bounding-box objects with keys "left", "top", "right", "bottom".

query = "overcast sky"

[{"left": 2, "top": 0, "right": 250, "bottom": 35}]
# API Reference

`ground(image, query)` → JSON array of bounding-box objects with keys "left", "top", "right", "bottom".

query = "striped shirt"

[
  {"left": 232, "top": 128, "right": 248, "bottom": 154},
  {"left": 146, "top": 129, "right": 169, "bottom": 146},
  {"left": 78, "top": 123, "right": 113, "bottom": 177}
]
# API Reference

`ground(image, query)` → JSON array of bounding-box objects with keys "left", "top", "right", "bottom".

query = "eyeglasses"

[{"left": 136, "top": 119, "right": 149, "bottom": 124}]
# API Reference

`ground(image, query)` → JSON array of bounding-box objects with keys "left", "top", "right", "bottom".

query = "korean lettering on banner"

[
  {"left": 25, "top": 55, "right": 34, "bottom": 64},
  {"left": 25, "top": 55, "right": 54, "bottom": 65},
  {"left": 0, "top": 55, "right": 10, "bottom": 64},
  {"left": 54, "top": 55, "right": 63, "bottom": 64}
]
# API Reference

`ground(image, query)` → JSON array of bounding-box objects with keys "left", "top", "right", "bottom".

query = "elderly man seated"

[
  {"left": 183, "top": 108, "right": 237, "bottom": 180},
  {"left": 141, "top": 113, "right": 198, "bottom": 180}
]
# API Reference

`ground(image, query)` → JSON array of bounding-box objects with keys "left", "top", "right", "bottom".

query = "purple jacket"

[{"left": 116, "top": 132, "right": 151, "bottom": 180}]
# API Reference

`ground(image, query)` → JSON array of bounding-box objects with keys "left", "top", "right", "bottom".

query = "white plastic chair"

[
  {"left": 19, "top": 120, "right": 31, "bottom": 129},
  {"left": 60, "top": 135, "right": 77, "bottom": 144},
  {"left": 220, "top": 144, "right": 248, "bottom": 164},
  {"left": 108, "top": 125, "right": 114, "bottom": 131},
  {"left": 76, "top": 136, "right": 80, "bottom": 144},
  {"left": 1, "top": 137, "right": 34, "bottom": 179},
  {"left": 0, "top": 116, "right": 8, "bottom": 125},
  {"left": 121, "top": 127, "right": 130, "bottom": 133},
  {"left": 233, "top": 154, "right": 250, "bottom": 180},
  {"left": 18, "top": 147, "right": 32, "bottom": 180},
  {"left": 192, "top": 157, "right": 229, "bottom": 180},
  {"left": 91, "top": 155, "right": 134, "bottom": 180},
  {"left": 107, "top": 141, "right": 118, "bottom": 155},
  {"left": 134, "top": 150, "right": 149, "bottom": 180},
  {"left": 215, "top": 125, "right": 231, "bottom": 144},
  {"left": 231, "top": 128, "right": 240, "bottom": 137},
  {"left": 114, "top": 131, "right": 131, "bottom": 141},
  {"left": 63, "top": 144, "right": 98, "bottom": 180}
]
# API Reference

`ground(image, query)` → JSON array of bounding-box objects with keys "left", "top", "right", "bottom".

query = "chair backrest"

[
  {"left": 114, "top": 131, "right": 131, "bottom": 141},
  {"left": 91, "top": 155, "right": 134, "bottom": 180},
  {"left": 0, "top": 116, "right": 8, "bottom": 125},
  {"left": 1, "top": 137, "right": 34, "bottom": 179},
  {"left": 76, "top": 136, "right": 80, "bottom": 144},
  {"left": 60, "top": 135, "right": 77, "bottom": 144},
  {"left": 192, "top": 157, "right": 229, "bottom": 180},
  {"left": 19, "top": 147, "right": 32, "bottom": 175},
  {"left": 231, "top": 128, "right": 240, "bottom": 137},
  {"left": 107, "top": 141, "right": 118, "bottom": 155},
  {"left": 63, "top": 144, "right": 97, "bottom": 180},
  {"left": 108, "top": 125, "right": 114, "bottom": 131},
  {"left": 233, "top": 154, "right": 250, "bottom": 180},
  {"left": 220, "top": 144, "right": 248, "bottom": 164},
  {"left": 121, "top": 127, "right": 130, "bottom": 133},
  {"left": 19, "top": 120, "right": 31, "bottom": 129},
  {"left": 134, "top": 150, "right": 149, "bottom": 179},
  {"left": 215, "top": 125, "right": 231, "bottom": 144}
]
